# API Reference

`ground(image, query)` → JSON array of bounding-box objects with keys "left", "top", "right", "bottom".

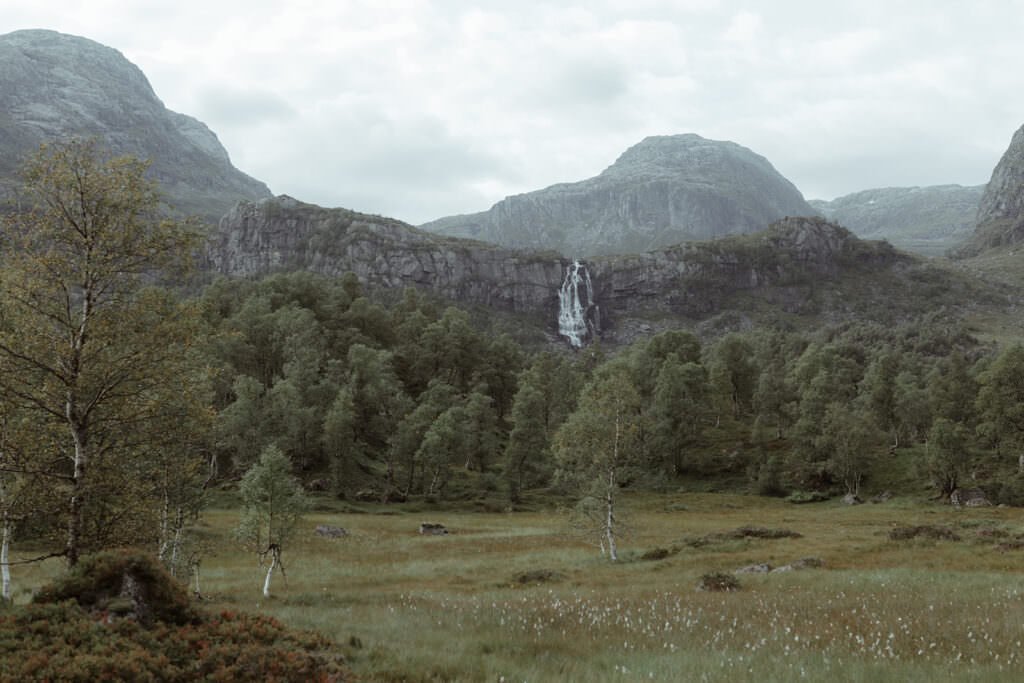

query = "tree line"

[{"left": 3, "top": 141, "right": 1024, "bottom": 585}]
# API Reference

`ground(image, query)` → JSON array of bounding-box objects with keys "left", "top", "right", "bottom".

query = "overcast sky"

[{"left": 3, "top": 1, "right": 1024, "bottom": 224}]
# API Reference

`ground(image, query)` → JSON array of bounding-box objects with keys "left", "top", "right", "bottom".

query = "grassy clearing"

[{"left": 11, "top": 492, "right": 1024, "bottom": 681}]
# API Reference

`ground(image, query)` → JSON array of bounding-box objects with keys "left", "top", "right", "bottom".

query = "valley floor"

[{"left": 15, "top": 493, "right": 1024, "bottom": 682}]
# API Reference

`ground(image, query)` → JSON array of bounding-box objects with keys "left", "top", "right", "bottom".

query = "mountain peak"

[
  {"left": 601, "top": 134, "right": 775, "bottom": 181},
  {"left": 422, "top": 134, "right": 816, "bottom": 257},
  {"left": 0, "top": 29, "right": 270, "bottom": 224}
]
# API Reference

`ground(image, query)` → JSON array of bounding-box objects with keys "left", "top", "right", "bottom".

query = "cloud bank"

[{"left": 3, "top": 1, "right": 1024, "bottom": 224}]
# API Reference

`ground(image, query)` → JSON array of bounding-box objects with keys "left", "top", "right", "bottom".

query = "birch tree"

[
  {"left": 0, "top": 139, "right": 204, "bottom": 566},
  {"left": 237, "top": 445, "right": 309, "bottom": 598},
  {"left": 554, "top": 367, "right": 643, "bottom": 561}
]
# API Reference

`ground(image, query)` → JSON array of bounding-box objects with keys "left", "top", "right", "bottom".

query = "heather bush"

[{"left": 3, "top": 549, "right": 350, "bottom": 681}]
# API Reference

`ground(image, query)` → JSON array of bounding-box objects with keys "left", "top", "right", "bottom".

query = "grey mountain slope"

[
  {"left": 0, "top": 29, "right": 270, "bottom": 224},
  {"left": 809, "top": 185, "right": 984, "bottom": 256},
  {"left": 960, "top": 123, "right": 1024, "bottom": 256},
  {"left": 420, "top": 134, "right": 818, "bottom": 257}
]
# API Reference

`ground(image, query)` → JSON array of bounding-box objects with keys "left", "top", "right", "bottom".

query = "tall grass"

[{"left": 11, "top": 493, "right": 1024, "bottom": 681}]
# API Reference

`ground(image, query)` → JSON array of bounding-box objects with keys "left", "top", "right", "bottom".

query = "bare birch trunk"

[
  {"left": 158, "top": 493, "right": 170, "bottom": 562},
  {"left": 605, "top": 411, "right": 620, "bottom": 562},
  {"left": 605, "top": 482, "right": 617, "bottom": 562},
  {"left": 169, "top": 508, "right": 184, "bottom": 576},
  {"left": 66, "top": 292, "right": 91, "bottom": 568},
  {"left": 1, "top": 515, "right": 11, "bottom": 602},
  {"left": 66, "top": 425, "right": 86, "bottom": 566},
  {"left": 262, "top": 554, "right": 277, "bottom": 597}
]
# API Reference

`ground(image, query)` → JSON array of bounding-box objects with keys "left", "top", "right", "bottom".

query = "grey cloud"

[{"left": 196, "top": 86, "right": 296, "bottom": 128}]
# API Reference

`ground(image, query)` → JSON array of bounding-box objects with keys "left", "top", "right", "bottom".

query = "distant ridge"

[
  {"left": 810, "top": 185, "right": 984, "bottom": 256},
  {"left": 421, "top": 134, "right": 818, "bottom": 257}
]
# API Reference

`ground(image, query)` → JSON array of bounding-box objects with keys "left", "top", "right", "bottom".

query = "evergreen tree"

[
  {"left": 649, "top": 354, "right": 708, "bottom": 474},
  {"left": 975, "top": 345, "right": 1024, "bottom": 456},
  {"left": 505, "top": 382, "right": 548, "bottom": 502}
]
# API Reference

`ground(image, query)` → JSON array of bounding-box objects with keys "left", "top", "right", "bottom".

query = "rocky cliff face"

[
  {"left": 587, "top": 216, "right": 907, "bottom": 318},
  {"left": 0, "top": 29, "right": 271, "bottom": 224},
  {"left": 208, "top": 196, "right": 569, "bottom": 315},
  {"left": 962, "top": 124, "right": 1024, "bottom": 255},
  {"left": 420, "top": 134, "right": 818, "bottom": 257},
  {"left": 810, "top": 185, "right": 984, "bottom": 256},
  {"left": 211, "top": 199, "right": 929, "bottom": 344}
]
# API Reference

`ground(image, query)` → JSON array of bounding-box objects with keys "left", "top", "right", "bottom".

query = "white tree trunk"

[
  {"left": 606, "top": 473, "right": 614, "bottom": 565},
  {"left": 169, "top": 519, "right": 183, "bottom": 576},
  {"left": 1, "top": 515, "right": 10, "bottom": 602},
  {"left": 262, "top": 554, "right": 277, "bottom": 597},
  {"left": 605, "top": 411, "right": 620, "bottom": 562},
  {"left": 157, "top": 493, "right": 170, "bottom": 562}
]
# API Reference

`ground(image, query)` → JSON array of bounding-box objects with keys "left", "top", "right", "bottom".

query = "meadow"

[{"left": 12, "top": 492, "right": 1024, "bottom": 682}]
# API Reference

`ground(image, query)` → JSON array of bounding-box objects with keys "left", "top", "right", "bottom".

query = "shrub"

[
  {"left": 0, "top": 603, "right": 349, "bottom": 681},
  {"left": 511, "top": 569, "right": 566, "bottom": 585},
  {"left": 888, "top": 525, "right": 961, "bottom": 542},
  {"left": 12, "top": 549, "right": 351, "bottom": 680},
  {"left": 697, "top": 572, "right": 741, "bottom": 592},
  {"left": 639, "top": 547, "right": 672, "bottom": 561},
  {"left": 786, "top": 491, "right": 831, "bottom": 504}
]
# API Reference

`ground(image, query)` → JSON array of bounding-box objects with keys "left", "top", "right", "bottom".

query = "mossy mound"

[{"left": 33, "top": 549, "right": 195, "bottom": 626}]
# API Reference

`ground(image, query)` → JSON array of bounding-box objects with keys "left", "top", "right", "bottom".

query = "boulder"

[
  {"left": 950, "top": 488, "right": 991, "bottom": 508},
  {"left": 842, "top": 493, "right": 863, "bottom": 505},
  {"left": 735, "top": 563, "right": 772, "bottom": 574},
  {"left": 419, "top": 522, "right": 448, "bottom": 535}
]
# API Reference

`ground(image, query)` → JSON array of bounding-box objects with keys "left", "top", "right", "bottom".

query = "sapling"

[{"left": 236, "top": 445, "right": 309, "bottom": 597}]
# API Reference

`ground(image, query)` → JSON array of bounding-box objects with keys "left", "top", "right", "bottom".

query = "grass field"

[{"left": 12, "top": 492, "right": 1024, "bottom": 681}]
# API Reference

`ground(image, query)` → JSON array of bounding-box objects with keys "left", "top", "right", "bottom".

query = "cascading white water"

[{"left": 558, "top": 260, "right": 594, "bottom": 348}]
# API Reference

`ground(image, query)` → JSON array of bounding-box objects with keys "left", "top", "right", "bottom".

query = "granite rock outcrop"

[{"left": 962, "top": 124, "right": 1024, "bottom": 254}]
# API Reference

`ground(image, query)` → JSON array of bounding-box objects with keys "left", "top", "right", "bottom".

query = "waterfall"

[{"left": 558, "top": 260, "right": 596, "bottom": 348}]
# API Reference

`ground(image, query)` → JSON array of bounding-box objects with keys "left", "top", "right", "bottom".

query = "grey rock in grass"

[
  {"left": 950, "top": 487, "right": 991, "bottom": 508},
  {"left": 771, "top": 557, "right": 824, "bottom": 573}
]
